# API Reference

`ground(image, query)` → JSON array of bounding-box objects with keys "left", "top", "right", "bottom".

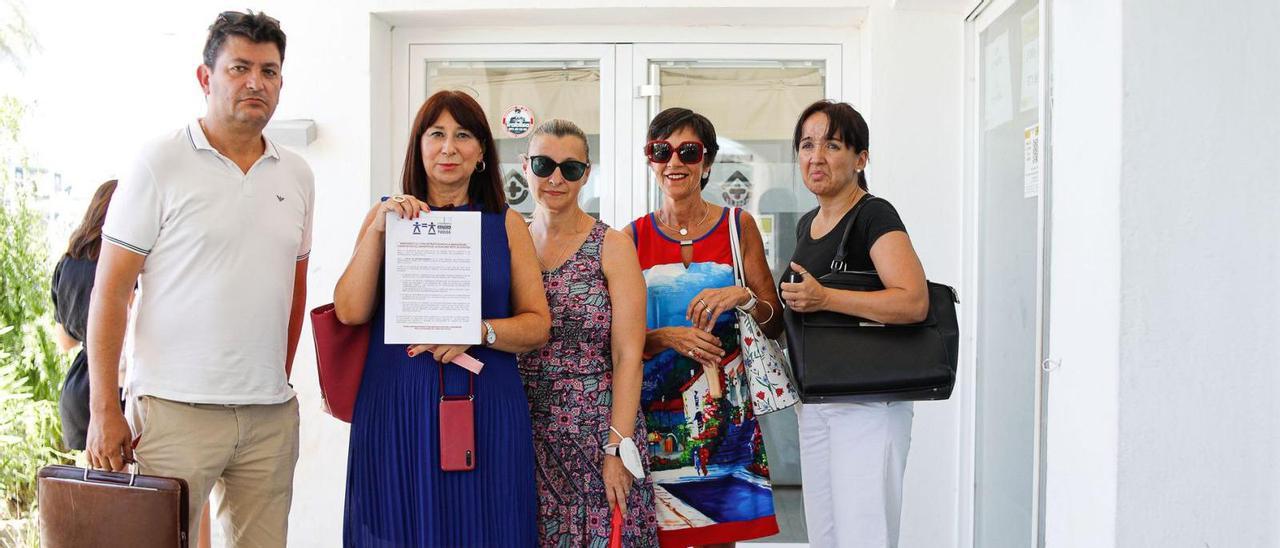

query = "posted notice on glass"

[{"left": 384, "top": 211, "right": 482, "bottom": 345}]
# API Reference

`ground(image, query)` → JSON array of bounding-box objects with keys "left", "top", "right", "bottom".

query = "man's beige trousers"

[{"left": 128, "top": 395, "right": 300, "bottom": 548}]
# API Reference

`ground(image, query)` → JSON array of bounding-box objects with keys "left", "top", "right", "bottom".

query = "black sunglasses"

[
  {"left": 644, "top": 140, "right": 707, "bottom": 165},
  {"left": 528, "top": 155, "right": 590, "bottom": 182}
]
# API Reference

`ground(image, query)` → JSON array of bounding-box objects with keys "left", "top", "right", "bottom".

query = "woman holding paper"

[
  {"left": 335, "top": 90, "right": 550, "bottom": 547},
  {"left": 516, "top": 119, "right": 658, "bottom": 546}
]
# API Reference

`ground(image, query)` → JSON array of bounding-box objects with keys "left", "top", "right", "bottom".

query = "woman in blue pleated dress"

[{"left": 334, "top": 90, "right": 551, "bottom": 547}]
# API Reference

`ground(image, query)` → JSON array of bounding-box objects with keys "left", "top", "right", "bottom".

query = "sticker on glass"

[{"left": 502, "top": 105, "right": 535, "bottom": 138}]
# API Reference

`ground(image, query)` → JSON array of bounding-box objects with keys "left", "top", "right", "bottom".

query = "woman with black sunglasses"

[
  {"left": 517, "top": 119, "right": 658, "bottom": 546},
  {"left": 622, "top": 107, "right": 785, "bottom": 548}
]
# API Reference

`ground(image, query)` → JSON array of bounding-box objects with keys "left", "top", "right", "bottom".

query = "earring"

[{"left": 476, "top": 160, "right": 486, "bottom": 173}]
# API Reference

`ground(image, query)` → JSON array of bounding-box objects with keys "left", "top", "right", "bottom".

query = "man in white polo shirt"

[{"left": 85, "top": 11, "right": 312, "bottom": 546}]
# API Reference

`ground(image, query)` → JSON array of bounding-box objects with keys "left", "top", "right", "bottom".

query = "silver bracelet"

[{"left": 756, "top": 300, "right": 775, "bottom": 324}]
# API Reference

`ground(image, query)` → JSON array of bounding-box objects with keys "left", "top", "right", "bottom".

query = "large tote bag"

[
  {"left": 728, "top": 208, "right": 800, "bottom": 415},
  {"left": 310, "top": 303, "right": 371, "bottom": 422},
  {"left": 782, "top": 196, "right": 960, "bottom": 403}
]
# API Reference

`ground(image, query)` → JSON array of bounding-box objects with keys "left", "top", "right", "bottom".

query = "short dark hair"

[
  {"left": 400, "top": 90, "right": 505, "bottom": 213},
  {"left": 202, "top": 10, "right": 286, "bottom": 68},
  {"left": 794, "top": 100, "right": 871, "bottom": 190},
  {"left": 647, "top": 107, "right": 719, "bottom": 189}
]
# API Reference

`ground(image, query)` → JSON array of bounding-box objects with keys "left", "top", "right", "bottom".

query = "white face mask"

[
  {"left": 609, "top": 426, "right": 646, "bottom": 479},
  {"left": 618, "top": 437, "right": 645, "bottom": 480}
]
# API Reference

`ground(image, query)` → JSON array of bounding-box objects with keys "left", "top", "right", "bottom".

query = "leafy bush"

[{"left": 0, "top": 93, "right": 71, "bottom": 535}]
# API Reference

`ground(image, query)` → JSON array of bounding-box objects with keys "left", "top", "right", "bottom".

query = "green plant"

[{"left": 0, "top": 92, "right": 71, "bottom": 530}]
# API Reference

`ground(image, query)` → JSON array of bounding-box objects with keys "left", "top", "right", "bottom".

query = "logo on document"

[
  {"left": 275, "top": 194, "right": 285, "bottom": 202},
  {"left": 417, "top": 218, "right": 452, "bottom": 236}
]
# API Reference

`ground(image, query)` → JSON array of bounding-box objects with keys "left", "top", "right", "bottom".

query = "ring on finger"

[{"left": 392, "top": 195, "right": 407, "bottom": 203}]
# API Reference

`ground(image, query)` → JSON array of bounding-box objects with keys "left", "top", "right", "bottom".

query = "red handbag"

[{"left": 310, "top": 303, "right": 371, "bottom": 422}]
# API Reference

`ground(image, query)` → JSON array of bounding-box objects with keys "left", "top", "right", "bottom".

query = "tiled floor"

[
  {"left": 746, "top": 485, "right": 808, "bottom": 544},
  {"left": 212, "top": 486, "right": 810, "bottom": 547}
]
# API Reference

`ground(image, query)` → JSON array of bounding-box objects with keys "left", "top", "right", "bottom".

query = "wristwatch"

[{"left": 482, "top": 320, "right": 497, "bottom": 346}]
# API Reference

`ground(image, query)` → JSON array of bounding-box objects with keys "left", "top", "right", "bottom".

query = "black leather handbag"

[{"left": 783, "top": 197, "right": 960, "bottom": 402}]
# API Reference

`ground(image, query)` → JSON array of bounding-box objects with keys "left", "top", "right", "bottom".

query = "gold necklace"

[
  {"left": 657, "top": 200, "right": 713, "bottom": 237},
  {"left": 536, "top": 215, "right": 592, "bottom": 272}
]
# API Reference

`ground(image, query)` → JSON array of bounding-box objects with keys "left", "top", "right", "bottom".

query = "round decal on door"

[
  {"left": 720, "top": 170, "right": 752, "bottom": 207},
  {"left": 502, "top": 105, "right": 535, "bottom": 138}
]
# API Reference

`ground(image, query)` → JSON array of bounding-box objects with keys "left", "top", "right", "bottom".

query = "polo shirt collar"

[{"left": 188, "top": 119, "right": 280, "bottom": 160}]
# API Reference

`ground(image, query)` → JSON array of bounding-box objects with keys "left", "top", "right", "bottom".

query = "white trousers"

[{"left": 797, "top": 401, "right": 914, "bottom": 548}]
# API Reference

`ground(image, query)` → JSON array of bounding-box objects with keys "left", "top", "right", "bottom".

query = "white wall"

[
  {"left": 1047, "top": 0, "right": 1280, "bottom": 546},
  {"left": 861, "top": 5, "right": 966, "bottom": 546},
  {"left": 1043, "top": 0, "right": 1122, "bottom": 545},
  {"left": 1116, "top": 0, "right": 1280, "bottom": 545},
  {"left": 17, "top": 1, "right": 968, "bottom": 546}
]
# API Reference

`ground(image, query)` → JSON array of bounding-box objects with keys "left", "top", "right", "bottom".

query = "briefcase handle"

[
  {"left": 81, "top": 434, "right": 143, "bottom": 486},
  {"left": 82, "top": 464, "right": 141, "bottom": 487}
]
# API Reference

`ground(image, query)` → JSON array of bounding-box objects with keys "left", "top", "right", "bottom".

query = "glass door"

[
  {"left": 402, "top": 44, "right": 618, "bottom": 223},
  {"left": 631, "top": 43, "right": 842, "bottom": 488},
  {"left": 968, "top": 0, "right": 1050, "bottom": 546}
]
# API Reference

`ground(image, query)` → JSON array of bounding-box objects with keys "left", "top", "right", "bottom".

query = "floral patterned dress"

[{"left": 519, "top": 221, "right": 659, "bottom": 547}]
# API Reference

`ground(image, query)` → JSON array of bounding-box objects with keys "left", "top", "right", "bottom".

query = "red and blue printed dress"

[
  {"left": 518, "top": 220, "right": 659, "bottom": 547},
  {"left": 630, "top": 208, "right": 779, "bottom": 548}
]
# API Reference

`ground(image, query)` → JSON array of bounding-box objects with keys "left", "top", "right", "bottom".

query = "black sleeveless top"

[
  {"left": 786, "top": 195, "right": 907, "bottom": 281},
  {"left": 51, "top": 255, "right": 97, "bottom": 450}
]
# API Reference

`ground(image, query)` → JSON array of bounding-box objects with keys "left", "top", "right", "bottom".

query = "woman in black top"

[
  {"left": 51, "top": 180, "right": 118, "bottom": 450},
  {"left": 778, "top": 101, "right": 928, "bottom": 548},
  {"left": 56, "top": 180, "right": 215, "bottom": 548}
]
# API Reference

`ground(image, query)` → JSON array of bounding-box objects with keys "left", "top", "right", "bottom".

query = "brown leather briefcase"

[{"left": 38, "top": 464, "right": 189, "bottom": 548}]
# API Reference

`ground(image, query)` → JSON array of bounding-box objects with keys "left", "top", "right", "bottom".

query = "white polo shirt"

[{"left": 103, "top": 120, "right": 314, "bottom": 405}]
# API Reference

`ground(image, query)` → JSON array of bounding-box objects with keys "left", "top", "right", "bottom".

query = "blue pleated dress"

[{"left": 344, "top": 204, "right": 538, "bottom": 547}]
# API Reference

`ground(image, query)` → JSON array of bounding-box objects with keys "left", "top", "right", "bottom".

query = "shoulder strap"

[
  {"left": 728, "top": 207, "right": 746, "bottom": 287},
  {"left": 830, "top": 193, "right": 877, "bottom": 273},
  {"left": 796, "top": 207, "right": 818, "bottom": 239}
]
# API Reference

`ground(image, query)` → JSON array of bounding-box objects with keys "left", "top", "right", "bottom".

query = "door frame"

[
  {"left": 628, "top": 43, "right": 844, "bottom": 222},
  {"left": 962, "top": 0, "right": 1053, "bottom": 546},
  {"left": 392, "top": 41, "right": 848, "bottom": 226},
  {"left": 387, "top": 14, "right": 861, "bottom": 228},
  {"left": 391, "top": 43, "right": 621, "bottom": 222}
]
